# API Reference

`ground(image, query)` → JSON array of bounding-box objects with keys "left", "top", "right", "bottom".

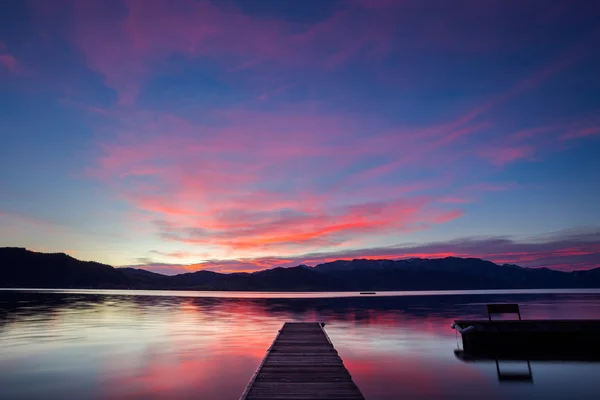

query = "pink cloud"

[
  {"left": 88, "top": 105, "right": 471, "bottom": 257},
  {"left": 0, "top": 54, "right": 18, "bottom": 73},
  {"left": 439, "top": 197, "right": 472, "bottom": 204},
  {"left": 152, "top": 195, "right": 463, "bottom": 253},
  {"left": 474, "top": 119, "right": 600, "bottom": 166},
  {"left": 139, "top": 231, "right": 600, "bottom": 273},
  {"left": 479, "top": 146, "right": 534, "bottom": 166},
  {"left": 126, "top": 230, "right": 600, "bottom": 274},
  {"left": 66, "top": 0, "right": 400, "bottom": 103},
  {"left": 340, "top": 35, "right": 592, "bottom": 182},
  {"left": 93, "top": 105, "right": 596, "bottom": 268},
  {"left": 87, "top": 54, "right": 598, "bottom": 259},
  {"left": 17, "top": 0, "right": 599, "bottom": 109},
  {"left": 257, "top": 84, "right": 294, "bottom": 101},
  {"left": 66, "top": 0, "right": 582, "bottom": 104},
  {"left": 432, "top": 210, "right": 465, "bottom": 224},
  {"left": 81, "top": 47, "right": 597, "bottom": 264},
  {"left": 464, "top": 182, "right": 519, "bottom": 192},
  {"left": 58, "top": 0, "right": 600, "bottom": 271},
  {"left": 561, "top": 126, "right": 600, "bottom": 140}
]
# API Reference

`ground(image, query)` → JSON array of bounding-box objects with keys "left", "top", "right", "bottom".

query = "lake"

[{"left": 1, "top": 289, "right": 600, "bottom": 399}]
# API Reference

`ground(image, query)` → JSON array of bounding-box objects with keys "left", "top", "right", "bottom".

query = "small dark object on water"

[{"left": 360, "top": 291, "right": 376, "bottom": 295}]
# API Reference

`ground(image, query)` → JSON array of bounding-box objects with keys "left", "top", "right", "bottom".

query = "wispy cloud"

[
  {"left": 561, "top": 126, "right": 600, "bottom": 141},
  {"left": 88, "top": 105, "right": 473, "bottom": 257},
  {"left": 67, "top": 0, "right": 401, "bottom": 104},
  {"left": 3, "top": 0, "right": 599, "bottom": 269},
  {"left": 0, "top": 54, "right": 18, "bottom": 73},
  {"left": 0, "top": 40, "right": 18, "bottom": 73},
  {"left": 125, "top": 229, "right": 600, "bottom": 274}
]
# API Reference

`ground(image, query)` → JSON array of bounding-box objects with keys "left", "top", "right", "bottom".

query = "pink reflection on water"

[
  {"left": 344, "top": 355, "right": 492, "bottom": 400},
  {"left": 1, "top": 291, "right": 600, "bottom": 399},
  {"left": 103, "top": 350, "right": 258, "bottom": 399},
  {"left": 101, "top": 299, "right": 282, "bottom": 399}
]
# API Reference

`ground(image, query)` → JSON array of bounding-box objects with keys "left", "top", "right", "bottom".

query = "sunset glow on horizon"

[{"left": 1, "top": 0, "right": 599, "bottom": 274}]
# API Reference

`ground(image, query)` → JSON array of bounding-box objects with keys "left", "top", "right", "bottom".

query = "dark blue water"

[{"left": 1, "top": 289, "right": 600, "bottom": 399}]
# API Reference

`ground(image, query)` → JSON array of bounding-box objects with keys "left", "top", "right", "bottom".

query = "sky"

[{"left": 0, "top": 0, "right": 599, "bottom": 275}]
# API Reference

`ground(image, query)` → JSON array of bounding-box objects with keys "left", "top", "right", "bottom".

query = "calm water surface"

[{"left": 1, "top": 289, "right": 600, "bottom": 399}]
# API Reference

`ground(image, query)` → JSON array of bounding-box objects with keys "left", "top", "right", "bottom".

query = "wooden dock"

[
  {"left": 452, "top": 319, "right": 600, "bottom": 354},
  {"left": 240, "top": 322, "right": 365, "bottom": 400},
  {"left": 452, "top": 304, "right": 600, "bottom": 355}
]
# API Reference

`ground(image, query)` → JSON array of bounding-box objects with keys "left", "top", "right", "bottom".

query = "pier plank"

[{"left": 240, "top": 322, "right": 364, "bottom": 400}]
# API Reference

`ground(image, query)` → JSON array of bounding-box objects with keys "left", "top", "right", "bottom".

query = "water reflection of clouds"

[{"left": 1, "top": 291, "right": 600, "bottom": 399}]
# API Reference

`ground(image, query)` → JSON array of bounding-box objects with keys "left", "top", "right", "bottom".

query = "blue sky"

[{"left": 0, "top": 0, "right": 599, "bottom": 273}]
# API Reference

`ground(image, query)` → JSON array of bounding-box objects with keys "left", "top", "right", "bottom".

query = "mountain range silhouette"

[{"left": 1, "top": 247, "right": 599, "bottom": 291}]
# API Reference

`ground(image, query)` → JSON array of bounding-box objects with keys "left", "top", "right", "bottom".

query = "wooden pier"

[
  {"left": 452, "top": 304, "right": 600, "bottom": 355},
  {"left": 240, "top": 322, "right": 365, "bottom": 400}
]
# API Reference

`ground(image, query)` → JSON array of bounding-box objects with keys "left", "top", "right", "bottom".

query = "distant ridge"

[
  {"left": 1, "top": 247, "right": 599, "bottom": 291},
  {"left": 0, "top": 247, "right": 130, "bottom": 288}
]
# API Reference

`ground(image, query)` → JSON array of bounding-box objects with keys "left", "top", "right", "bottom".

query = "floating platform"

[
  {"left": 240, "top": 322, "right": 365, "bottom": 400},
  {"left": 452, "top": 304, "right": 600, "bottom": 355},
  {"left": 453, "top": 319, "right": 600, "bottom": 353}
]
